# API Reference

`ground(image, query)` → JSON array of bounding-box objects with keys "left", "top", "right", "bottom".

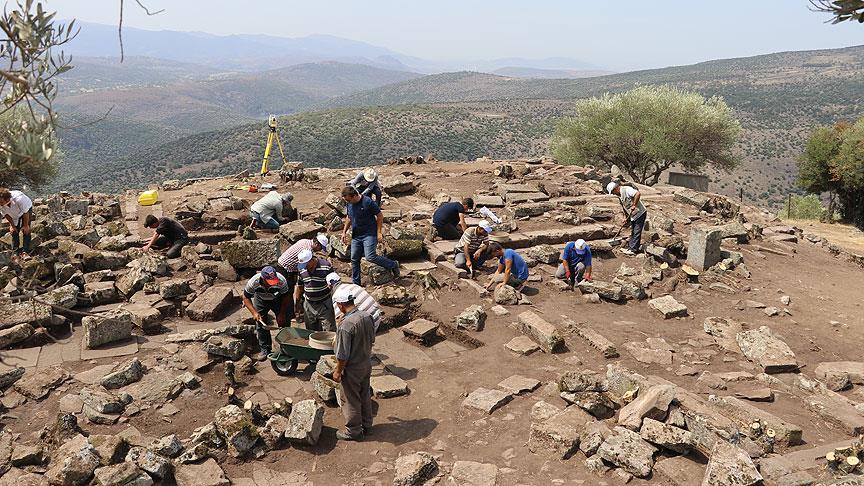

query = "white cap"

[
  {"left": 333, "top": 285, "right": 353, "bottom": 304},
  {"left": 478, "top": 219, "right": 493, "bottom": 233},
  {"left": 315, "top": 234, "right": 330, "bottom": 250},
  {"left": 574, "top": 239, "right": 587, "bottom": 254},
  {"left": 297, "top": 249, "right": 313, "bottom": 268},
  {"left": 606, "top": 181, "right": 618, "bottom": 194},
  {"left": 325, "top": 272, "right": 341, "bottom": 285},
  {"left": 282, "top": 192, "right": 294, "bottom": 202},
  {"left": 363, "top": 168, "right": 377, "bottom": 182}
]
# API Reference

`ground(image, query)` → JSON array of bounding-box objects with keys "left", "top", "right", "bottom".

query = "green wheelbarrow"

[{"left": 267, "top": 327, "right": 335, "bottom": 376}]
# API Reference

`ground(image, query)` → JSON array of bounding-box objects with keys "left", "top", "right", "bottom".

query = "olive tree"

[
  {"left": 810, "top": 0, "right": 864, "bottom": 23},
  {"left": 551, "top": 85, "right": 741, "bottom": 185}
]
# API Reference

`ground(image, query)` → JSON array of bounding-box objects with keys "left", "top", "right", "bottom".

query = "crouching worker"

[
  {"left": 249, "top": 190, "right": 293, "bottom": 229},
  {"left": 486, "top": 242, "right": 529, "bottom": 291},
  {"left": 332, "top": 285, "right": 376, "bottom": 441},
  {"left": 242, "top": 266, "right": 292, "bottom": 361},
  {"left": 295, "top": 249, "right": 336, "bottom": 331},
  {"left": 350, "top": 168, "right": 382, "bottom": 207},
  {"left": 454, "top": 219, "right": 492, "bottom": 274},
  {"left": 431, "top": 197, "right": 473, "bottom": 240},
  {"left": 556, "top": 238, "right": 593, "bottom": 287},
  {"left": 326, "top": 272, "right": 382, "bottom": 332},
  {"left": 143, "top": 214, "right": 189, "bottom": 258},
  {"left": 0, "top": 188, "right": 33, "bottom": 259}
]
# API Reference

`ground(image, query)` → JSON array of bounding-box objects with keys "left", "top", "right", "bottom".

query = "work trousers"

[
  {"left": 629, "top": 212, "right": 647, "bottom": 252},
  {"left": 153, "top": 234, "right": 189, "bottom": 259},
  {"left": 454, "top": 248, "right": 490, "bottom": 270},
  {"left": 273, "top": 265, "right": 297, "bottom": 323},
  {"left": 350, "top": 234, "right": 397, "bottom": 285},
  {"left": 339, "top": 364, "right": 373, "bottom": 437},
  {"left": 556, "top": 262, "right": 586, "bottom": 285},
  {"left": 10, "top": 209, "right": 32, "bottom": 254},
  {"left": 433, "top": 222, "right": 462, "bottom": 240},
  {"left": 249, "top": 210, "right": 280, "bottom": 229},
  {"left": 491, "top": 273, "right": 525, "bottom": 288},
  {"left": 252, "top": 297, "right": 282, "bottom": 354},
  {"left": 303, "top": 297, "right": 336, "bottom": 332}
]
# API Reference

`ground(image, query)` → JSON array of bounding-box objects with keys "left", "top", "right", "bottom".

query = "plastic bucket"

[
  {"left": 308, "top": 331, "right": 336, "bottom": 350},
  {"left": 138, "top": 190, "right": 159, "bottom": 206}
]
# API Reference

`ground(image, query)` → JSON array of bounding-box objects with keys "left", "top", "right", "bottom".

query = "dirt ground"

[{"left": 3, "top": 160, "right": 864, "bottom": 485}]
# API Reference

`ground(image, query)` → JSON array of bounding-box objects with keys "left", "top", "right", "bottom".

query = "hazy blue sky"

[{"left": 50, "top": 0, "right": 862, "bottom": 70}]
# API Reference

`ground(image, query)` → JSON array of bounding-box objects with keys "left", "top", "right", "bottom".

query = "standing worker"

[
  {"left": 0, "top": 188, "right": 33, "bottom": 260},
  {"left": 249, "top": 190, "right": 293, "bottom": 230},
  {"left": 430, "top": 197, "right": 474, "bottom": 240},
  {"left": 349, "top": 168, "right": 382, "bottom": 207},
  {"left": 275, "top": 234, "right": 330, "bottom": 323},
  {"left": 607, "top": 181, "right": 647, "bottom": 256},
  {"left": 295, "top": 249, "right": 336, "bottom": 331},
  {"left": 486, "top": 242, "right": 529, "bottom": 291},
  {"left": 326, "top": 272, "right": 382, "bottom": 331},
  {"left": 340, "top": 186, "right": 399, "bottom": 286},
  {"left": 242, "top": 266, "right": 292, "bottom": 361},
  {"left": 453, "top": 219, "right": 493, "bottom": 274},
  {"left": 143, "top": 214, "right": 189, "bottom": 259},
  {"left": 556, "top": 239, "right": 593, "bottom": 287},
  {"left": 331, "top": 285, "right": 376, "bottom": 441}
]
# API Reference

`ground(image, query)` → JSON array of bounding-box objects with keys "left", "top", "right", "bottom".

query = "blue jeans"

[
  {"left": 629, "top": 211, "right": 647, "bottom": 252},
  {"left": 250, "top": 210, "right": 280, "bottom": 230},
  {"left": 351, "top": 234, "right": 396, "bottom": 285}
]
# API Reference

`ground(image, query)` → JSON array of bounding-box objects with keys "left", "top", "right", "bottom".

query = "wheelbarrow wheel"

[{"left": 270, "top": 358, "right": 298, "bottom": 376}]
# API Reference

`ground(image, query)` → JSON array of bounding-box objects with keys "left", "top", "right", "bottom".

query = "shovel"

[{"left": 607, "top": 222, "right": 628, "bottom": 247}]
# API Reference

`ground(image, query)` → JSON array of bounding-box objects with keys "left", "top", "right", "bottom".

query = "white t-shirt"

[
  {"left": 0, "top": 191, "right": 32, "bottom": 222},
  {"left": 619, "top": 186, "right": 646, "bottom": 221}
]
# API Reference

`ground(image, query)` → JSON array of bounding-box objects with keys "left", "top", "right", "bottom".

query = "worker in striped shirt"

[
  {"left": 295, "top": 249, "right": 336, "bottom": 331},
  {"left": 453, "top": 219, "right": 493, "bottom": 274},
  {"left": 326, "top": 272, "right": 382, "bottom": 332},
  {"left": 276, "top": 234, "right": 329, "bottom": 324}
]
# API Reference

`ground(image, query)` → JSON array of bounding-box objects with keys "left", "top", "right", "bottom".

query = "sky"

[{"left": 47, "top": 0, "right": 863, "bottom": 71}]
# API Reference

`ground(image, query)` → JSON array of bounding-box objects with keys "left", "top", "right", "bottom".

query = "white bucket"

[{"left": 308, "top": 331, "right": 336, "bottom": 350}]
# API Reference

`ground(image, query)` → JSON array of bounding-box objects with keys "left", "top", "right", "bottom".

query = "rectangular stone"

[
  {"left": 82, "top": 313, "right": 133, "bottom": 349},
  {"left": 527, "top": 407, "right": 594, "bottom": 459},
  {"left": 186, "top": 286, "right": 236, "bottom": 321},
  {"left": 566, "top": 321, "right": 618, "bottom": 358},
  {"left": 462, "top": 387, "right": 512, "bottom": 414},
  {"left": 686, "top": 227, "right": 723, "bottom": 271},
  {"left": 708, "top": 396, "right": 803, "bottom": 446},
  {"left": 513, "top": 202, "right": 553, "bottom": 218},
  {"left": 516, "top": 311, "right": 564, "bottom": 353},
  {"left": 504, "top": 192, "right": 550, "bottom": 204},
  {"left": 219, "top": 239, "right": 280, "bottom": 269},
  {"left": 0, "top": 300, "right": 52, "bottom": 330},
  {"left": 736, "top": 326, "right": 798, "bottom": 373},
  {"left": 507, "top": 225, "right": 608, "bottom": 249},
  {"left": 472, "top": 195, "right": 505, "bottom": 208},
  {"left": 497, "top": 183, "right": 541, "bottom": 196},
  {"left": 814, "top": 361, "right": 864, "bottom": 384},
  {"left": 653, "top": 456, "right": 704, "bottom": 486},
  {"left": 648, "top": 295, "right": 688, "bottom": 319}
]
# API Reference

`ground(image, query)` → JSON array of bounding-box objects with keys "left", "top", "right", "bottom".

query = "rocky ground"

[{"left": 0, "top": 158, "right": 863, "bottom": 485}]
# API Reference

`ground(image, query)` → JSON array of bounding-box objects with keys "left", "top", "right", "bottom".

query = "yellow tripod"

[{"left": 260, "top": 114, "right": 287, "bottom": 175}]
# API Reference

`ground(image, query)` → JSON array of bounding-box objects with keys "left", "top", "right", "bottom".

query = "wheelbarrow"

[{"left": 267, "top": 327, "right": 335, "bottom": 376}]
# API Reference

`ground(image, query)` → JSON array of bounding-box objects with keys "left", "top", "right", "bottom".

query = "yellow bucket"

[{"left": 138, "top": 190, "right": 159, "bottom": 206}]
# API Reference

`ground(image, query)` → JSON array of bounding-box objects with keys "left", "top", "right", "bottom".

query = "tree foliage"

[
  {"left": 810, "top": 0, "right": 864, "bottom": 23},
  {"left": 799, "top": 119, "right": 864, "bottom": 228},
  {"left": 0, "top": 0, "right": 75, "bottom": 189},
  {"left": 550, "top": 85, "right": 741, "bottom": 185}
]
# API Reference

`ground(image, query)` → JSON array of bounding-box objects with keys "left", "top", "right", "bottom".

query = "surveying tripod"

[{"left": 259, "top": 114, "right": 287, "bottom": 176}]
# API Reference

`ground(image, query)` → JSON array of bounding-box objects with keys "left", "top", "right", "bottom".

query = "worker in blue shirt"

[
  {"left": 556, "top": 238, "right": 593, "bottom": 288},
  {"left": 485, "top": 242, "right": 529, "bottom": 290}
]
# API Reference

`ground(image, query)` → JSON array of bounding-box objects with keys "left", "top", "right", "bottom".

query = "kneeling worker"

[
  {"left": 295, "top": 249, "right": 336, "bottom": 331},
  {"left": 332, "top": 285, "right": 376, "bottom": 441},
  {"left": 454, "top": 219, "right": 492, "bottom": 274},
  {"left": 249, "top": 190, "right": 293, "bottom": 230},
  {"left": 556, "top": 238, "right": 593, "bottom": 287},
  {"left": 431, "top": 197, "right": 473, "bottom": 240},
  {"left": 350, "top": 168, "right": 382, "bottom": 207},
  {"left": 143, "top": 214, "right": 189, "bottom": 259},
  {"left": 326, "top": 272, "right": 382, "bottom": 332},
  {"left": 242, "top": 266, "right": 292, "bottom": 361},
  {"left": 486, "top": 242, "right": 529, "bottom": 291}
]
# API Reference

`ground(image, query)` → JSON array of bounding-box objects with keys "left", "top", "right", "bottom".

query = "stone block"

[
  {"left": 284, "top": 399, "right": 324, "bottom": 446},
  {"left": 186, "top": 286, "right": 236, "bottom": 321},
  {"left": 735, "top": 326, "right": 798, "bottom": 373},
  {"left": 597, "top": 426, "right": 657, "bottom": 478},
  {"left": 648, "top": 295, "right": 688, "bottom": 318},
  {"left": 455, "top": 305, "right": 486, "bottom": 331},
  {"left": 393, "top": 452, "right": 438, "bottom": 486},
  {"left": 617, "top": 384, "right": 676, "bottom": 430},
  {"left": 462, "top": 387, "right": 512, "bottom": 414},
  {"left": 504, "top": 336, "right": 540, "bottom": 355},
  {"left": 527, "top": 406, "right": 594, "bottom": 459},
  {"left": 639, "top": 418, "right": 694, "bottom": 453},
  {"left": 219, "top": 239, "right": 279, "bottom": 269},
  {"left": 702, "top": 440, "right": 762, "bottom": 486},
  {"left": 687, "top": 227, "right": 723, "bottom": 271},
  {"left": 371, "top": 375, "right": 409, "bottom": 398},
  {"left": 278, "top": 220, "right": 324, "bottom": 243},
  {"left": 0, "top": 300, "right": 51, "bottom": 330},
  {"left": 497, "top": 375, "right": 540, "bottom": 395},
  {"left": 567, "top": 322, "right": 619, "bottom": 358},
  {"left": 82, "top": 311, "right": 133, "bottom": 349},
  {"left": 0, "top": 323, "right": 34, "bottom": 349},
  {"left": 516, "top": 311, "right": 565, "bottom": 353}
]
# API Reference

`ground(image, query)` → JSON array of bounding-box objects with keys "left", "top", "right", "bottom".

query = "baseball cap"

[
  {"left": 606, "top": 181, "right": 619, "bottom": 194},
  {"left": 282, "top": 192, "right": 294, "bottom": 202},
  {"left": 478, "top": 219, "right": 493, "bottom": 233},
  {"left": 574, "top": 239, "right": 587, "bottom": 254},
  {"left": 260, "top": 266, "right": 280, "bottom": 286},
  {"left": 315, "top": 234, "right": 330, "bottom": 251},
  {"left": 297, "top": 249, "right": 313, "bottom": 269},
  {"left": 363, "top": 168, "right": 377, "bottom": 182},
  {"left": 325, "top": 272, "right": 341, "bottom": 285},
  {"left": 333, "top": 286, "right": 353, "bottom": 304}
]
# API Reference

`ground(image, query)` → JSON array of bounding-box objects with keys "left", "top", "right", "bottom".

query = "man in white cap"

[
  {"left": 607, "top": 181, "right": 647, "bottom": 256},
  {"left": 349, "top": 168, "right": 382, "bottom": 206},
  {"left": 276, "top": 233, "right": 330, "bottom": 323},
  {"left": 249, "top": 190, "right": 294, "bottom": 230},
  {"left": 454, "top": 219, "right": 493, "bottom": 275},
  {"left": 295, "top": 249, "right": 336, "bottom": 331},
  {"left": 556, "top": 239, "right": 593, "bottom": 287},
  {"left": 331, "top": 285, "right": 375, "bottom": 441},
  {"left": 326, "top": 272, "right": 382, "bottom": 332}
]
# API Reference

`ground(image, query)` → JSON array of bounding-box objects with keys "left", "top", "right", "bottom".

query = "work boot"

[
  {"left": 256, "top": 351, "right": 269, "bottom": 362},
  {"left": 362, "top": 425, "right": 372, "bottom": 436},
  {"left": 392, "top": 261, "right": 400, "bottom": 278},
  {"left": 336, "top": 430, "right": 363, "bottom": 441}
]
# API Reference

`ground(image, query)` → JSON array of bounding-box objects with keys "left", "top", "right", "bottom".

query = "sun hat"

[
  {"left": 574, "top": 239, "right": 587, "bottom": 254},
  {"left": 363, "top": 168, "right": 377, "bottom": 182},
  {"left": 606, "top": 181, "right": 619, "bottom": 194},
  {"left": 325, "top": 272, "right": 341, "bottom": 285},
  {"left": 297, "top": 249, "right": 313, "bottom": 269},
  {"left": 315, "top": 234, "right": 330, "bottom": 250},
  {"left": 282, "top": 192, "right": 294, "bottom": 202},
  {"left": 333, "top": 285, "right": 353, "bottom": 304},
  {"left": 478, "top": 219, "right": 493, "bottom": 233},
  {"left": 260, "top": 266, "right": 280, "bottom": 286}
]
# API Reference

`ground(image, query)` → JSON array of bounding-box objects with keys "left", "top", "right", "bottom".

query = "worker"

[
  {"left": 274, "top": 234, "right": 330, "bottom": 324},
  {"left": 349, "top": 168, "right": 382, "bottom": 207},
  {"left": 556, "top": 238, "right": 593, "bottom": 287},
  {"left": 326, "top": 272, "right": 382, "bottom": 332},
  {"left": 454, "top": 219, "right": 493, "bottom": 273},
  {"left": 143, "top": 214, "right": 189, "bottom": 259},
  {"left": 340, "top": 186, "right": 399, "bottom": 286},
  {"left": 242, "top": 266, "right": 292, "bottom": 361},
  {"left": 0, "top": 188, "right": 33, "bottom": 260},
  {"left": 607, "top": 181, "right": 647, "bottom": 256},
  {"left": 486, "top": 242, "right": 529, "bottom": 291},
  {"left": 331, "top": 285, "right": 376, "bottom": 441},
  {"left": 249, "top": 190, "right": 293, "bottom": 230},
  {"left": 430, "top": 197, "right": 474, "bottom": 240},
  {"left": 295, "top": 249, "right": 336, "bottom": 332}
]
